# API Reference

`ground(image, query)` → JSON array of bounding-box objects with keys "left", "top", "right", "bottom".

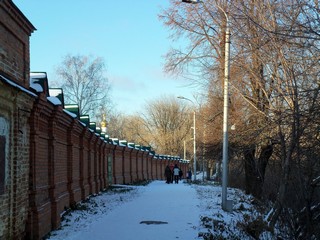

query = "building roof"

[{"left": 1, "top": 0, "right": 36, "bottom": 35}]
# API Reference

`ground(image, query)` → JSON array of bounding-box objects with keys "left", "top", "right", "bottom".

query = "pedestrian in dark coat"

[
  {"left": 179, "top": 168, "right": 183, "bottom": 180},
  {"left": 165, "top": 165, "right": 172, "bottom": 184},
  {"left": 169, "top": 163, "right": 174, "bottom": 183}
]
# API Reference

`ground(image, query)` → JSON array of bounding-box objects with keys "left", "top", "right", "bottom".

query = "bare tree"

[
  {"left": 142, "top": 95, "right": 193, "bottom": 156},
  {"left": 103, "top": 96, "right": 194, "bottom": 158},
  {"left": 56, "top": 54, "right": 111, "bottom": 117},
  {"left": 161, "top": 0, "right": 320, "bottom": 237},
  {"left": 102, "top": 111, "right": 127, "bottom": 140},
  {"left": 109, "top": 114, "right": 151, "bottom": 146},
  {"left": 160, "top": 0, "right": 272, "bottom": 195},
  {"left": 230, "top": 1, "right": 320, "bottom": 236}
]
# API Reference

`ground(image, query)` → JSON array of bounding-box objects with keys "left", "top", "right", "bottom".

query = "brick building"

[{"left": 0, "top": 0, "right": 36, "bottom": 239}]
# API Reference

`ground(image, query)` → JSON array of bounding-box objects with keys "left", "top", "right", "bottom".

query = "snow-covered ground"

[{"left": 45, "top": 180, "right": 276, "bottom": 240}]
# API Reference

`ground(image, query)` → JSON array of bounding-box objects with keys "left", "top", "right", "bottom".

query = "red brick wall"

[
  {"left": 26, "top": 97, "right": 188, "bottom": 239},
  {"left": 27, "top": 91, "right": 190, "bottom": 240},
  {"left": 68, "top": 121, "right": 83, "bottom": 205},
  {"left": 131, "top": 150, "right": 138, "bottom": 182},
  {"left": 142, "top": 152, "right": 148, "bottom": 180},
  {"left": 161, "top": 160, "right": 167, "bottom": 180},
  {"left": 113, "top": 146, "right": 124, "bottom": 184},
  {"left": 52, "top": 112, "right": 71, "bottom": 229},
  {"left": 81, "top": 130, "right": 91, "bottom": 198},
  {"left": 152, "top": 157, "right": 158, "bottom": 179},
  {"left": 28, "top": 100, "right": 53, "bottom": 239},
  {"left": 181, "top": 162, "right": 188, "bottom": 179},
  {"left": 147, "top": 154, "right": 153, "bottom": 180},
  {"left": 136, "top": 151, "right": 144, "bottom": 181},
  {"left": 101, "top": 144, "right": 108, "bottom": 188},
  {"left": 104, "top": 143, "right": 113, "bottom": 186},
  {"left": 90, "top": 136, "right": 99, "bottom": 193},
  {"left": 97, "top": 141, "right": 103, "bottom": 191},
  {"left": 123, "top": 147, "right": 132, "bottom": 184}
]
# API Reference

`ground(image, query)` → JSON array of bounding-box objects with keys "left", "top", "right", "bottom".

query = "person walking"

[
  {"left": 173, "top": 164, "right": 180, "bottom": 184},
  {"left": 164, "top": 165, "right": 172, "bottom": 184},
  {"left": 179, "top": 168, "right": 183, "bottom": 180},
  {"left": 169, "top": 163, "right": 174, "bottom": 183}
]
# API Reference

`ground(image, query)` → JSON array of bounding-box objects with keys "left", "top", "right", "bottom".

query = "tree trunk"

[
  {"left": 244, "top": 144, "right": 273, "bottom": 198},
  {"left": 244, "top": 147, "right": 256, "bottom": 195}
]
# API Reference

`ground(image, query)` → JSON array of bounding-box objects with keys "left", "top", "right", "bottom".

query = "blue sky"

[{"left": 14, "top": 0, "right": 196, "bottom": 115}]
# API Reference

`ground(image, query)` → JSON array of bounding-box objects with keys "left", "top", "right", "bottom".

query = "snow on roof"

[
  {"left": 30, "top": 81, "right": 43, "bottom": 92},
  {"left": 78, "top": 120, "right": 86, "bottom": 127},
  {"left": 30, "top": 72, "right": 47, "bottom": 93},
  {"left": 49, "top": 88, "right": 63, "bottom": 96},
  {"left": 63, "top": 109, "right": 77, "bottom": 118},
  {"left": 0, "top": 74, "right": 37, "bottom": 97},
  {"left": 47, "top": 96, "right": 62, "bottom": 106},
  {"left": 30, "top": 72, "right": 47, "bottom": 78}
]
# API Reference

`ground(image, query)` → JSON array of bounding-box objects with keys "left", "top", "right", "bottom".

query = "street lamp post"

[
  {"left": 181, "top": 0, "right": 233, "bottom": 211},
  {"left": 192, "top": 109, "right": 196, "bottom": 181},
  {"left": 221, "top": 8, "right": 232, "bottom": 212},
  {"left": 177, "top": 96, "right": 197, "bottom": 181}
]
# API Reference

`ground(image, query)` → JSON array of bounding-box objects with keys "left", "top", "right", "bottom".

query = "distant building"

[{"left": 101, "top": 113, "right": 107, "bottom": 133}]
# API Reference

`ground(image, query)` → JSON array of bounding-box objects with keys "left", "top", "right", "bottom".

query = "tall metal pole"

[
  {"left": 193, "top": 110, "right": 196, "bottom": 181},
  {"left": 177, "top": 96, "right": 197, "bottom": 181},
  {"left": 221, "top": 15, "right": 231, "bottom": 211},
  {"left": 180, "top": 0, "right": 232, "bottom": 211}
]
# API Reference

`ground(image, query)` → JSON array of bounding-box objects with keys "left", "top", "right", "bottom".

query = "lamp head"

[{"left": 182, "top": 0, "right": 200, "bottom": 3}]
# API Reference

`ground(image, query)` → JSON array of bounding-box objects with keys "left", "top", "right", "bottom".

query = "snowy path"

[{"left": 55, "top": 181, "right": 200, "bottom": 240}]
